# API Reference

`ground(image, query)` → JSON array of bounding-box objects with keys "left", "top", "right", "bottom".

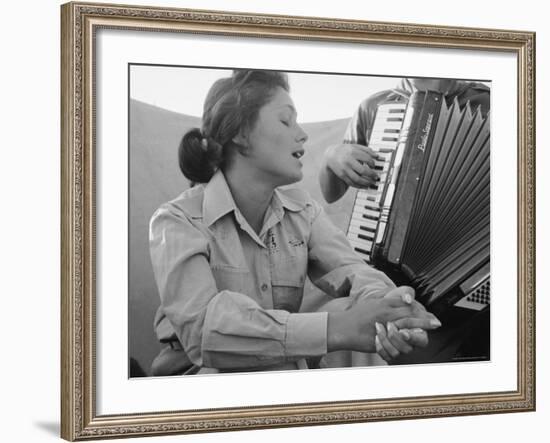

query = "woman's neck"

[{"left": 223, "top": 165, "right": 276, "bottom": 235}]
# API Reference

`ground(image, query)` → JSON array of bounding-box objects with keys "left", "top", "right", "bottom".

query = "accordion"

[{"left": 346, "top": 91, "right": 490, "bottom": 362}]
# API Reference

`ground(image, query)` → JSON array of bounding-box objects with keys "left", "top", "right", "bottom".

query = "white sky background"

[{"left": 130, "top": 65, "right": 403, "bottom": 123}]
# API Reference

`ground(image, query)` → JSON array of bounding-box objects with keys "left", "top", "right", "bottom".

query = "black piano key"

[
  {"left": 354, "top": 246, "right": 371, "bottom": 256},
  {"left": 361, "top": 213, "right": 379, "bottom": 221},
  {"left": 358, "top": 234, "right": 372, "bottom": 241},
  {"left": 384, "top": 128, "right": 401, "bottom": 134},
  {"left": 361, "top": 206, "right": 380, "bottom": 212}
]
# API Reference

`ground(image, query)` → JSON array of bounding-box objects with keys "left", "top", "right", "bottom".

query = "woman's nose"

[{"left": 296, "top": 125, "right": 308, "bottom": 144}]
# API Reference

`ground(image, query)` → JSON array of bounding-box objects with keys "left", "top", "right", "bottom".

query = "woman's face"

[{"left": 243, "top": 87, "right": 308, "bottom": 187}]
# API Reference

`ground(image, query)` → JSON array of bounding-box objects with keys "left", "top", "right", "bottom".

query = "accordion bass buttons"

[{"left": 454, "top": 263, "right": 491, "bottom": 311}]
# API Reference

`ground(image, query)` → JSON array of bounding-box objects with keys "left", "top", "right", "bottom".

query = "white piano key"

[
  {"left": 370, "top": 140, "right": 399, "bottom": 147},
  {"left": 355, "top": 191, "right": 383, "bottom": 203},
  {"left": 348, "top": 238, "right": 373, "bottom": 252},
  {"left": 354, "top": 197, "right": 381, "bottom": 209},
  {"left": 377, "top": 103, "right": 407, "bottom": 112},
  {"left": 356, "top": 189, "right": 378, "bottom": 199},
  {"left": 375, "top": 152, "right": 393, "bottom": 162},
  {"left": 352, "top": 205, "right": 381, "bottom": 219},
  {"left": 369, "top": 130, "right": 401, "bottom": 140},
  {"left": 369, "top": 136, "right": 400, "bottom": 146},
  {"left": 348, "top": 237, "right": 374, "bottom": 253},
  {"left": 371, "top": 121, "right": 404, "bottom": 131},
  {"left": 370, "top": 140, "right": 400, "bottom": 149},
  {"left": 374, "top": 115, "right": 404, "bottom": 123},
  {"left": 373, "top": 110, "right": 406, "bottom": 119},
  {"left": 370, "top": 147, "right": 398, "bottom": 155},
  {"left": 349, "top": 218, "right": 378, "bottom": 230},
  {"left": 350, "top": 214, "right": 378, "bottom": 230},
  {"left": 348, "top": 225, "right": 376, "bottom": 239},
  {"left": 356, "top": 189, "right": 381, "bottom": 203}
]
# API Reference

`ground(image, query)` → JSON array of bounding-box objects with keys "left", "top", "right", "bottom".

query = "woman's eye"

[{"left": 281, "top": 120, "right": 290, "bottom": 127}]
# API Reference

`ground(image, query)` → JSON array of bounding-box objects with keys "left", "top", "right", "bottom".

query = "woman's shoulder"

[{"left": 152, "top": 185, "right": 206, "bottom": 222}]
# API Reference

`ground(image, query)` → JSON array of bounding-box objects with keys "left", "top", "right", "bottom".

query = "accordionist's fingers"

[
  {"left": 349, "top": 144, "right": 378, "bottom": 161},
  {"left": 342, "top": 169, "right": 375, "bottom": 188},
  {"left": 349, "top": 159, "right": 378, "bottom": 181}
]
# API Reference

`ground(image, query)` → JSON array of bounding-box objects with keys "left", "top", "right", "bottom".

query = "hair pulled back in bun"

[
  {"left": 178, "top": 128, "right": 223, "bottom": 184},
  {"left": 178, "top": 70, "right": 289, "bottom": 183}
]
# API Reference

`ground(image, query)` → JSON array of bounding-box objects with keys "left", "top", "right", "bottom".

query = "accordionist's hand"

[{"left": 325, "top": 143, "right": 379, "bottom": 188}]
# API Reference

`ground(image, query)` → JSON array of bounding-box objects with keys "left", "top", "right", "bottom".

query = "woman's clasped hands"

[
  {"left": 326, "top": 286, "right": 441, "bottom": 362},
  {"left": 374, "top": 287, "right": 440, "bottom": 362}
]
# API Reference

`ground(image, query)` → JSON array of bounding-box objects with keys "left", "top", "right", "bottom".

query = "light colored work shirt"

[{"left": 149, "top": 170, "right": 395, "bottom": 372}]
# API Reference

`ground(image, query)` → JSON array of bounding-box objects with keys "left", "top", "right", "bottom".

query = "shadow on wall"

[{"left": 128, "top": 99, "right": 353, "bottom": 376}]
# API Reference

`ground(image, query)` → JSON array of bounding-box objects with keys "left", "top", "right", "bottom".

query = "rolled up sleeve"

[{"left": 149, "top": 205, "right": 328, "bottom": 370}]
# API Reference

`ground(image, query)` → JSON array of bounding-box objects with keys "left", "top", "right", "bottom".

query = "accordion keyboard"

[{"left": 347, "top": 102, "right": 407, "bottom": 262}]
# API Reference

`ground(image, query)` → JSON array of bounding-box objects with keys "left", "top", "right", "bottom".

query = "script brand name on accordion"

[{"left": 417, "top": 113, "right": 434, "bottom": 152}]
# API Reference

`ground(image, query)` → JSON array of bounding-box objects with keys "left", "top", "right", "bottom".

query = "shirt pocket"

[
  {"left": 270, "top": 238, "right": 307, "bottom": 312},
  {"left": 210, "top": 265, "right": 253, "bottom": 296}
]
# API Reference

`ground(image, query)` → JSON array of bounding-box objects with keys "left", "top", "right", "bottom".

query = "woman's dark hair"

[{"left": 178, "top": 70, "right": 290, "bottom": 183}]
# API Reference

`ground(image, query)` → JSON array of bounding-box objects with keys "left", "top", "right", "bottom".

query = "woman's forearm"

[{"left": 326, "top": 311, "right": 376, "bottom": 353}]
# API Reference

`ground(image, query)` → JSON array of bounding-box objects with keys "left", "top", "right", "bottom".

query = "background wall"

[{"left": 0, "top": 0, "right": 546, "bottom": 442}]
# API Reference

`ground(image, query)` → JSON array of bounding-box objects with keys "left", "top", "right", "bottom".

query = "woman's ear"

[{"left": 231, "top": 132, "right": 250, "bottom": 156}]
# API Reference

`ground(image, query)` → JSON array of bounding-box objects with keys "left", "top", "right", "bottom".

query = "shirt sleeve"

[
  {"left": 149, "top": 204, "right": 328, "bottom": 370},
  {"left": 306, "top": 200, "right": 396, "bottom": 301},
  {"left": 343, "top": 97, "right": 378, "bottom": 146}
]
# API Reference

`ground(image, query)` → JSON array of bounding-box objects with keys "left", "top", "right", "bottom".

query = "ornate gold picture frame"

[{"left": 61, "top": 1, "right": 535, "bottom": 440}]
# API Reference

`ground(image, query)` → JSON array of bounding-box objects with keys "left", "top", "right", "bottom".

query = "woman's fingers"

[
  {"left": 393, "top": 316, "right": 442, "bottom": 330},
  {"left": 375, "top": 335, "right": 393, "bottom": 362},
  {"left": 386, "top": 322, "right": 413, "bottom": 354},
  {"left": 384, "top": 286, "right": 415, "bottom": 305},
  {"left": 405, "top": 328, "right": 429, "bottom": 348},
  {"left": 375, "top": 322, "right": 400, "bottom": 359}
]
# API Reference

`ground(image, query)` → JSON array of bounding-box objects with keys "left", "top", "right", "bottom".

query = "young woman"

[{"left": 149, "top": 70, "right": 439, "bottom": 375}]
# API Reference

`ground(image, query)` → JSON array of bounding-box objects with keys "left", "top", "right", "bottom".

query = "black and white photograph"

[
  {"left": 128, "top": 66, "right": 491, "bottom": 378},
  {"left": 53, "top": 1, "right": 537, "bottom": 440}
]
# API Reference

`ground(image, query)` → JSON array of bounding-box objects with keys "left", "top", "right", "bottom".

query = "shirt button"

[{"left": 261, "top": 283, "right": 269, "bottom": 291}]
